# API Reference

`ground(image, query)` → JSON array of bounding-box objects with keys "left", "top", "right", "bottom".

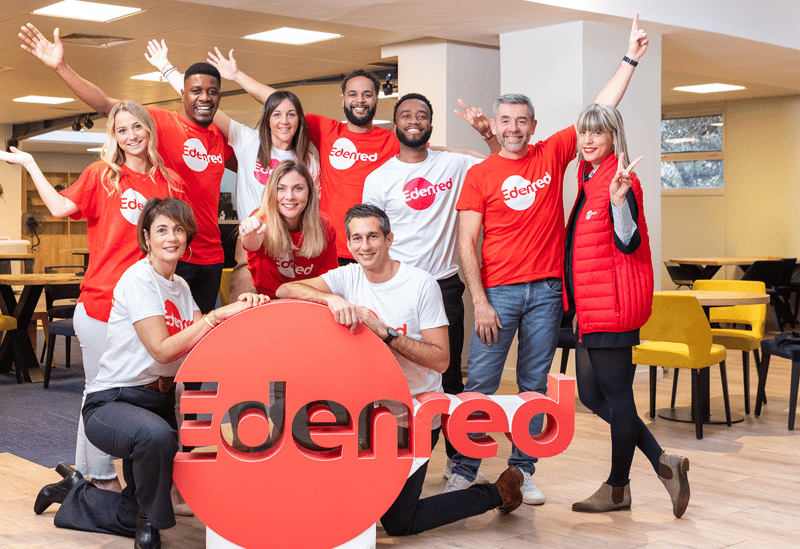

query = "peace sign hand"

[
  {"left": 610, "top": 153, "right": 643, "bottom": 207},
  {"left": 454, "top": 99, "right": 490, "bottom": 136}
]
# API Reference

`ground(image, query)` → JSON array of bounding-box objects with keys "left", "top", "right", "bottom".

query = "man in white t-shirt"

[
  {"left": 362, "top": 92, "right": 492, "bottom": 478},
  {"left": 276, "top": 204, "right": 525, "bottom": 535}
]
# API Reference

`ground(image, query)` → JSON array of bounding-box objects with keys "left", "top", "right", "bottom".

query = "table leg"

[{"left": 0, "top": 285, "right": 45, "bottom": 382}]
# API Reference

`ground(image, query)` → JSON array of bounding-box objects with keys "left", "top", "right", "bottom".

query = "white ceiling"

[{"left": 3, "top": 0, "right": 800, "bottom": 152}]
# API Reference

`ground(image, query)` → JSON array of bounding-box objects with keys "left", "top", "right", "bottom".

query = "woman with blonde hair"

[
  {"left": 0, "top": 101, "right": 182, "bottom": 493},
  {"left": 239, "top": 159, "right": 336, "bottom": 298},
  {"left": 566, "top": 103, "right": 689, "bottom": 517}
]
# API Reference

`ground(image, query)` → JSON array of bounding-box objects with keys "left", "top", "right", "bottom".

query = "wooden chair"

[
  {"left": 633, "top": 293, "right": 730, "bottom": 439},
  {"left": 219, "top": 268, "right": 234, "bottom": 306},
  {"left": 687, "top": 280, "right": 766, "bottom": 414}
]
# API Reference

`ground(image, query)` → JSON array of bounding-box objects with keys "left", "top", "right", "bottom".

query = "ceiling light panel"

[
  {"left": 14, "top": 96, "right": 73, "bottom": 104},
  {"left": 28, "top": 130, "right": 107, "bottom": 144},
  {"left": 674, "top": 83, "right": 746, "bottom": 94},
  {"left": 131, "top": 71, "right": 165, "bottom": 81},
  {"left": 33, "top": 1, "right": 141, "bottom": 23},
  {"left": 245, "top": 27, "right": 341, "bottom": 45}
]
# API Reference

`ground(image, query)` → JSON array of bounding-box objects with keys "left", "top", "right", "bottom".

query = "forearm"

[
  {"left": 593, "top": 60, "right": 637, "bottom": 107},
  {"left": 240, "top": 229, "right": 264, "bottom": 252},
  {"left": 233, "top": 70, "right": 276, "bottom": 105},
  {"left": 53, "top": 61, "right": 118, "bottom": 117},
  {"left": 276, "top": 281, "right": 332, "bottom": 305},
  {"left": 460, "top": 237, "right": 488, "bottom": 307},
  {"left": 150, "top": 319, "right": 213, "bottom": 364},
  {"left": 24, "top": 161, "right": 77, "bottom": 217},
  {"left": 388, "top": 333, "right": 449, "bottom": 373}
]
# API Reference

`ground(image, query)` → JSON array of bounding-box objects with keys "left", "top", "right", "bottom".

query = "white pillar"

[{"left": 0, "top": 125, "right": 23, "bottom": 240}]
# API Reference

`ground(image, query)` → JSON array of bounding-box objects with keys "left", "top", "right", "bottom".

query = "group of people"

[{"left": 4, "top": 12, "right": 689, "bottom": 549}]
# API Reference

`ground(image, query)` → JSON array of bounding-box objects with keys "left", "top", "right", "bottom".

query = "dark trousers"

[
  {"left": 437, "top": 274, "right": 466, "bottom": 459},
  {"left": 575, "top": 347, "right": 663, "bottom": 486},
  {"left": 54, "top": 387, "right": 178, "bottom": 536},
  {"left": 175, "top": 261, "right": 224, "bottom": 314},
  {"left": 380, "top": 429, "right": 502, "bottom": 536}
]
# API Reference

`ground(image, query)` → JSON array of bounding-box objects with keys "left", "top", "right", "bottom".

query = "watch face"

[{"left": 387, "top": 328, "right": 399, "bottom": 338}]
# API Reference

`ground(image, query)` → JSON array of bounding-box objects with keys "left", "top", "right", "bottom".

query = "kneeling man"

[{"left": 277, "top": 204, "right": 523, "bottom": 535}]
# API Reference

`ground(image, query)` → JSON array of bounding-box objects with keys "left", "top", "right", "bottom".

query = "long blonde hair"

[
  {"left": 99, "top": 101, "right": 175, "bottom": 196},
  {"left": 254, "top": 160, "right": 326, "bottom": 258}
]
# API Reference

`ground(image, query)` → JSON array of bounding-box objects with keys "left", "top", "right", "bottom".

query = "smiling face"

[
  {"left": 578, "top": 129, "right": 614, "bottom": 168},
  {"left": 342, "top": 76, "right": 378, "bottom": 127},
  {"left": 145, "top": 214, "right": 187, "bottom": 270},
  {"left": 394, "top": 98, "right": 433, "bottom": 149},
  {"left": 491, "top": 103, "right": 536, "bottom": 158},
  {"left": 181, "top": 74, "right": 221, "bottom": 127},
  {"left": 113, "top": 109, "right": 150, "bottom": 162},
  {"left": 275, "top": 169, "right": 309, "bottom": 231},
  {"left": 270, "top": 98, "right": 299, "bottom": 151},
  {"left": 347, "top": 216, "right": 392, "bottom": 272}
]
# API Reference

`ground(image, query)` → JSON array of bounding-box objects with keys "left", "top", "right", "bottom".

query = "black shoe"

[
  {"left": 34, "top": 464, "right": 83, "bottom": 515},
  {"left": 135, "top": 513, "right": 161, "bottom": 549}
]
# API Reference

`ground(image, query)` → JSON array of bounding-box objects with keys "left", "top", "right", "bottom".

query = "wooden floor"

[{"left": 1, "top": 350, "right": 798, "bottom": 549}]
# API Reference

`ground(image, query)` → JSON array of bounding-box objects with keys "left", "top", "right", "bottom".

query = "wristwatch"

[{"left": 383, "top": 327, "right": 399, "bottom": 345}]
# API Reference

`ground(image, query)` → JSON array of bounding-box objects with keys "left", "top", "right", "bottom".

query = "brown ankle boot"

[
  {"left": 572, "top": 482, "right": 631, "bottom": 512},
  {"left": 658, "top": 452, "right": 690, "bottom": 518},
  {"left": 494, "top": 466, "right": 524, "bottom": 514}
]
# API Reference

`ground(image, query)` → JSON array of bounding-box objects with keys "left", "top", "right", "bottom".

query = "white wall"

[{"left": 0, "top": 125, "right": 23, "bottom": 240}]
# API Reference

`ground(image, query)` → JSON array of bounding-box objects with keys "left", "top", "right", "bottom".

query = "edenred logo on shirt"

[
  {"left": 275, "top": 254, "right": 313, "bottom": 279},
  {"left": 254, "top": 158, "right": 281, "bottom": 185},
  {"left": 119, "top": 188, "right": 147, "bottom": 225},
  {"left": 403, "top": 177, "right": 453, "bottom": 211},
  {"left": 164, "top": 300, "right": 191, "bottom": 335},
  {"left": 502, "top": 172, "right": 552, "bottom": 211},
  {"left": 329, "top": 138, "right": 378, "bottom": 170},
  {"left": 183, "top": 138, "right": 224, "bottom": 172}
]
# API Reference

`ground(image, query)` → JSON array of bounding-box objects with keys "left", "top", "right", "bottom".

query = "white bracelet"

[{"left": 203, "top": 315, "right": 215, "bottom": 329}]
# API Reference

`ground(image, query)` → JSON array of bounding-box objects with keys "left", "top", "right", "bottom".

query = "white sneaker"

[
  {"left": 444, "top": 473, "right": 472, "bottom": 493},
  {"left": 443, "top": 458, "right": 490, "bottom": 484},
  {"left": 521, "top": 471, "right": 545, "bottom": 505}
]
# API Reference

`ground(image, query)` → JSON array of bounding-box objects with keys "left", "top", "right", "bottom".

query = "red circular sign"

[{"left": 174, "top": 301, "right": 413, "bottom": 548}]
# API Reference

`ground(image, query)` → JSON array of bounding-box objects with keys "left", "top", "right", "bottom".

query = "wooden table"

[
  {"left": 72, "top": 248, "right": 90, "bottom": 269},
  {"left": 0, "top": 273, "right": 82, "bottom": 383},
  {"left": 669, "top": 257, "right": 782, "bottom": 279},
  {"left": 0, "top": 253, "right": 35, "bottom": 275},
  {"left": 652, "top": 290, "right": 770, "bottom": 426}
]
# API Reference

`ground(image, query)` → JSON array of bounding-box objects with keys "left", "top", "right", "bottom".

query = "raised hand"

[
  {"left": 0, "top": 147, "right": 35, "bottom": 169},
  {"left": 207, "top": 47, "right": 238, "bottom": 81},
  {"left": 610, "top": 153, "right": 643, "bottom": 207},
  {"left": 19, "top": 24, "right": 64, "bottom": 70},
  {"left": 454, "top": 99, "right": 491, "bottom": 136},
  {"left": 145, "top": 39, "right": 171, "bottom": 72},
  {"left": 627, "top": 13, "right": 648, "bottom": 61}
]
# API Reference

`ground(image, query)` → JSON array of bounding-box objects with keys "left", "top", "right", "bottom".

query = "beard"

[
  {"left": 395, "top": 126, "right": 433, "bottom": 149},
  {"left": 497, "top": 132, "right": 528, "bottom": 153},
  {"left": 343, "top": 102, "right": 378, "bottom": 127}
]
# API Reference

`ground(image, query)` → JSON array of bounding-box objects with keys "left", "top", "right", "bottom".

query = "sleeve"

[
  {"left": 455, "top": 166, "right": 486, "bottom": 213},
  {"left": 610, "top": 198, "right": 638, "bottom": 246},
  {"left": 321, "top": 266, "right": 346, "bottom": 297},
  {"left": 307, "top": 153, "right": 321, "bottom": 187},
  {"left": 551, "top": 125, "right": 578, "bottom": 167},
  {"left": 611, "top": 181, "right": 642, "bottom": 255},
  {"left": 228, "top": 118, "right": 243, "bottom": 148},
  {"left": 61, "top": 163, "right": 101, "bottom": 221},
  {"left": 120, "top": 268, "right": 164, "bottom": 324},
  {"left": 361, "top": 171, "right": 385, "bottom": 208},
  {"left": 306, "top": 114, "right": 325, "bottom": 151},
  {"left": 417, "top": 275, "right": 448, "bottom": 330}
]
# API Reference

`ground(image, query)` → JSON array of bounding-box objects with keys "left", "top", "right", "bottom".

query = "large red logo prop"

[{"left": 174, "top": 301, "right": 575, "bottom": 548}]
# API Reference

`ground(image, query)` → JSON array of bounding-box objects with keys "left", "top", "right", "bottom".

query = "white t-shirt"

[
  {"left": 322, "top": 262, "right": 448, "bottom": 398},
  {"left": 229, "top": 119, "right": 321, "bottom": 220},
  {"left": 87, "top": 258, "right": 199, "bottom": 393},
  {"left": 362, "top": 150, "right": 481, "bottom": 279}
]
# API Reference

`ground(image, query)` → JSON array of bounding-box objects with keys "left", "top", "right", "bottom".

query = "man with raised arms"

[
  {"left": 445, "top": 15, "right": 649, "bottom": 506},
  {"left": 277, "top": 204, "right": 525, "bottom": 535},
  {"left": 362, "top": 93, "right": 494, "bottom": 481},
  {"left": 20, "top": 24, "right": 232, "bottom": 314}
]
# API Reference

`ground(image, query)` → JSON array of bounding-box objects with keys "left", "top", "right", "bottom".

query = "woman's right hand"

[
  {"left": 211, "top": 293, "right": 270, "bottom": 324},
  {"left": 239, "top": 216, "right": 265, "bottom": 238},
  {"left": 0, "top": 147, "right": 35, "bottom": 169}
]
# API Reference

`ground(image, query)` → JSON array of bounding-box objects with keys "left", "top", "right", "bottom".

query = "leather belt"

[{"left": 144, "top": 376, "right": 176, "bottom": 393}]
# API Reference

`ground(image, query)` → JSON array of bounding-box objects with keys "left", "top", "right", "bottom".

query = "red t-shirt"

[
  {"left": 246, "top": 214, "right": 338, "bottom": 298},
  {"left": 306, "top": 114, "right": 399, "bottom": 258},
  {"left": 61, "top": 161, "right": 183, "bottom": 321},
  {"left": 456, "top": 126, "right": 577, "bottom": 289},
  {"left": 146, "top": 107, "right": 232, "bottom": 265}
]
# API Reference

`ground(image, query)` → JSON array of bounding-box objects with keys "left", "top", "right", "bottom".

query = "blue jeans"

[{"left": 451, "top": 279, "right": 562, "bottom": 479}]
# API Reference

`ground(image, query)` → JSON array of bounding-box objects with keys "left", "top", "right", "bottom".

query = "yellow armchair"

[{"left": 633, "top": 293, "right": 730, "bottom": 439}]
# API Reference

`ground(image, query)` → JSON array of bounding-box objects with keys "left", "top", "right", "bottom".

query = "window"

[{"left": 661, "top": 114, "right": 723, "bottom": 189}]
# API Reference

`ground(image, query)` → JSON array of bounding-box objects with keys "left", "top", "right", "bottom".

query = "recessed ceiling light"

[
  {"left": 14, "top": 95, "right": 74, "bottom": 104},
  {"left": 664, "top": 137, "right": 699, "bottom": 144},
  {"left": 674, "top": 83, "right": 745, "bottom": 94},
  {"left": 33, "top": 1, "right": 141, "bottom": 23},
  {"left": 28, "top": 130, "right": 107, "bottom": 144},
  {"left": 87, "top": 147, "right": 103, "bottom": 152},
  {"left": 378, "top": 90, "right": 398, "bottom": 99},
  {"left": 245, "top": 27, "right": 341, "bottom": 45},
  {"left": 131, "top": 71, "right": 165, "bottom": 82}
]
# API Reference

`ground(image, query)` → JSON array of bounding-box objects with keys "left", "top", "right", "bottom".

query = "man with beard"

[
  {"left": 20, "top": 24, "right": 232, "bottom": 313},
  {"left": 446, "top": 15, "right": 649, "bottom": 506},
  {"left": 362, "top": 93, "right": 491, "bottom": 480}
]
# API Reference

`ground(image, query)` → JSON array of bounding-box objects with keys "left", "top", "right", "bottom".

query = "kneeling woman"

[
  {"left": 34, "top": 198, "right": 267, "bottom": 548},
  {"left": 565, "top": 104, "right": 689, "bottom": 518},
  {"left": 240, "top": 160, "right": 337, "bottom": 298}
]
